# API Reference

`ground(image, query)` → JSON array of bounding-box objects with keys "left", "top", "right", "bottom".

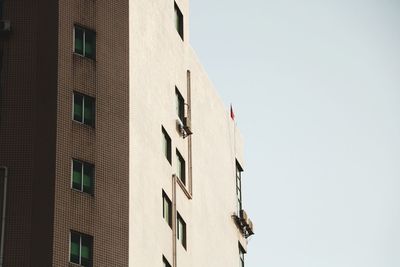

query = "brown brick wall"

[
  {"left": 0, "top": 0, "right": 129, "bottom": 265},
  {"left": 53, "top": 0, "right": 129, "bottom": 266},
  {"left": 0, "top": 0, "right": 58, "bottom": 266}
]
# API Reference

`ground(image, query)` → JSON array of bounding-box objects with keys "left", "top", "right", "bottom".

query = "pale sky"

[{"left": 190, "top": 0, "right": 400, "bottom": 266}]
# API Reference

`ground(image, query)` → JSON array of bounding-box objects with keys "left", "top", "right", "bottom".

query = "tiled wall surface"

[
  {"left": 0, "top": 0, "right": 129, "bottom": 266},
  {"left": 0, "top": 0, "right": 58, "bottom": 266},
  {"left": 53, "top": 0, "right": 130, "bottom": 266}
]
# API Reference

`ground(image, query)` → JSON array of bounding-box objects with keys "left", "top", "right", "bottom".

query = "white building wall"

[{"left": 129, "top": 0, "right": 248, "bottom": 266}]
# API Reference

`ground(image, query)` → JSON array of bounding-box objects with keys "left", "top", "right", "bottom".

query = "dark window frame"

[
  {"left": 239, "top": 243, "right": 245, "bottom": 267},
  {"left": 163, "top": 255, "right": 172, "bottom": 267},
  {"left": 70, "top": 231, "right": 93, "bottom": 267},
  {"left": 162, "top": 126, "right": 172, "bottom": 164},
  {"left": 176, "top": 149, "right": 186, "bottom": 185},
  {"left": 74, "top": 25, "right": 96, "bottom": 59},
  {"left": 236, "top": 161, "right": 243, "bottom": 215},
  {"left": 73, "top": 91, "right": 95, "bottom": 127},
  {"left": 72, "top": 159, "right": 94, "bottom": 195},
  {"left": 162, "top": 190, "right": 172, "bottom": 228},
  {"left": 177, "top": 212, "right": 187, "bottom": 249},
  {"left": 174, "top": 2, "right": 184, "bottom": 40},
  {"left": 175, "top": 87, "right": 185, "bottom": 123}
]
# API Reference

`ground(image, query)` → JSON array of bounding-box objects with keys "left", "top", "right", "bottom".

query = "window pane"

[
  {"left": 174, "top": 8, "right": 180, "bottom": 31},
  {"left": 81, "top": 235, "right": 92, "bottom": 267},
  {"left": 180, "top": 159, "right": 186, "bottom": 185},
  {"left": 176, "top": 156, "right": 181, "bottom": 180},
  {"left": 85, "top": 30, "right": 95, "bottom": 59},
  {"left": 179, "top": 223, "right": 183, "bottom": 241},
  {"left": 176, "top": 89, "right": 184, "bottom": 122},
  {"left": 74, "top": 27, "right": 84, "bottom": 55},
  {"left": 162, "top": 134, "right": 167, "bottom": 158},
  {"left": 239, "top": 245, "right": 245, "bottom": 267},
  {"left": 83, "top": 97, "right": 94, "bottom": 126},
  {"left": 177, "top": 219, "right": 181, "bottom": 240},
  {"left": 70, "top": 233, "right": 80, "bottom": 264},
  {"left": 176, "top": 151, "right": 185, "bottom": 185},
  {"left": 174, "top": 3, "right": 184, "bottom": 40},
  {"left": 163, "top": 198, "right": 168, "bottom": 220},
  {"left": 83, "top": 164, "right": 93, "bottom": 194},
  {"left": 163, "top": 256, "right": 172, "bottom": 267},
  {"left": 81, "top": 245, "right": 90, "bottom": 263},
  {"left": 162, "top": 127, "right": 171, "bottom": 164},
  {"left": 163, "top": 193, "right": 172, "bottom": 227},
  {"left": 73, "top": 93, "right": 83, "bottom": 122},
  {"left": 72, "top": 160, "right": 82, "bottom": 190},
  {"left": 177, "top": 214, "right": 186, "bottom": 248}
]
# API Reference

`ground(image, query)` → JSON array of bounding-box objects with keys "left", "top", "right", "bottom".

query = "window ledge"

[
  {"left": 73, "top": 52, "right": 96, "bottom": 61},
  {"left": 69, "top": 262, "right": 85, "bottom": 267},
  {"left": 72, "top": 119, "right": 95, "bottom": 129},
  {"left": 71, "top": 188, "right": 94, "bottom": 197}
]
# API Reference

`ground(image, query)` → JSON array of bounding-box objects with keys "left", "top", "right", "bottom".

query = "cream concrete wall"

[{"left": 129, "top": 0, "right": 248, "bottom": 266}]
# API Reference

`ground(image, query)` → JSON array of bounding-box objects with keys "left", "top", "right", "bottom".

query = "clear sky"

[{"left": 190, "top": 0, "right": 400, "bottom": 266}]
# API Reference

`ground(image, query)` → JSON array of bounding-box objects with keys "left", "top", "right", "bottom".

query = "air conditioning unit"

[
  {"left": 0, "top": 20, "right": 11, "bottom": 33},
  {"left": 239, "top": 209, "right": 248, "bottom": 222},
  {"left": 182, "top": 117, "right": 193, "bottom": 137},
  {"left": 247, "top": 219, "right": 254, "bottom": 235}
]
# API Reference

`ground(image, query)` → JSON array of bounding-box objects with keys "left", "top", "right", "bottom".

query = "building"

[{"left": 0, "top": 0, "right": 254, "bottom": 266}]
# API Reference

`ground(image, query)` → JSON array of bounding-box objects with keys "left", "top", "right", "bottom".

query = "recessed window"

[
  {"left": 70, "top": 231, "right": 93, "bottom": 267},
  {"left": 162, "top": 190, "right": 172, "bottom": 228},
  {"left": 72, "top": 159, "right": 94, "bottom": 195},
  {"left": 162, "top": 126, "right": 172, "bottom": 164},
  {"left": 176, "top": 149, "right": 186, "bottom": 185},
  {"left": 236, "top": 161, "right": 243, "bottom": 215},
  {"left": 74, "top": 26, "right": 96, "bottom": 59},
  {"left": 73, "top": 92, "right": 95, "bottom": 127},
  {"left": 174, "top": 2, "right": 184, "bottom": 40},
  {"left": 163, "top": 256, "right": 172, "bottom": 267},
  {"left": 177, "top": 212, "right": 186, "bottom": 249},
  {"left": 175, "top": 87, "right": 185, "bottom": 123},
  {"left": 239, "top": 244, "right": 245, "bottom": 267}
]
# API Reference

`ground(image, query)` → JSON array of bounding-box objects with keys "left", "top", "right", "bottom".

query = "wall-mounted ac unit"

[
  {"left": 0, "top": 20, "right": 11, "bottom": 33},
  {"left": 247, "top": 219, "right": 254, "bottom": 235},
  {"left": 239, "top": 209, "right": 248, "bottom": 222},
  {"left": 182, "top": 117, "right": 192, "bottom": 137}
]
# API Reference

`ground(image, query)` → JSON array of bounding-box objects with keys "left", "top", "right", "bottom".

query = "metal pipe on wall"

[
  {"left": 172, "top": 174, "right": 177, "bottom": 267},
  {"left": 187, "top": 70, "right": 193, "bottom": 196},
  {"left": 0, "top": 166, "right": 8, "bottom": 267}
]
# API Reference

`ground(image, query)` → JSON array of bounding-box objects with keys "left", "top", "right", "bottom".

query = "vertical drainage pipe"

[
  {"left": 186, "top": 70, "right": 193, "bottom": 196},
  {"left": 172, "top": 174, "right": 177, "bottom": 267},
  {"left": 0, "top": 166, "right": 8, "bottom": 267}
]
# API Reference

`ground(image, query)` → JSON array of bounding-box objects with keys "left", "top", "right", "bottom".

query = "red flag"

[{"left": 230, "top": 104, "right": 235, "bottom": 120}]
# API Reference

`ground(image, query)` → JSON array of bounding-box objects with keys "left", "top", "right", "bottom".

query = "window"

[
  {"left": 70, "top": 231, "right": 93, "bottom": 267},
  {"left": 174, "top": 2, "right": 184, "bottom": 40},
  {"left": 162, "top": 191, "right": 172, "bottom": 228},
  {"left": 236, "top": 161, "right": 243, "bottom": 215},
  {"left": 73, "top": 92, "right": 95, "bottom": 126},
  {"left": 74, "top": 26, "right": 96, "bottom": 59},
  {"left": 177, "top": 213, "right": 186, "bottom": 249},
  {"left": 163, "top": 256, "right": 172, "bottom": 267},
  {"left": 175, "top": 87, "right": 185, "bottom": 123},
  {"left": 176, "top": 149, "right": 186, "bottom": 185},
  {"left": 162, "top": 126, "right": 172, "bottom": 164},
  {"left": 72, "top": 159, "right": 94, "bottom": 194},
  {"left": 239, "top": 244, "right": 245, "bottom": 267}
]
